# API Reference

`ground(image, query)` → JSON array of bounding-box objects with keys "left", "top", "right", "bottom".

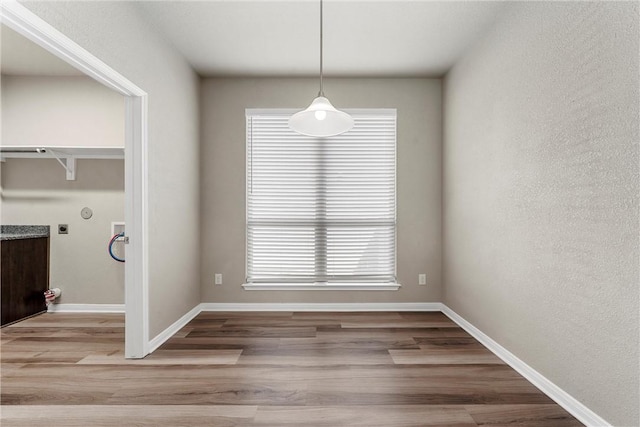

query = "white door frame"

[{"left": 1, "top": 1, "right": 149, "bottom": 358}]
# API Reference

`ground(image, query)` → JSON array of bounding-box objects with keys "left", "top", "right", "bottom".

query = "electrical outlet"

[
  {"left": 214, "top": 273, "right": 223, "bottom": 285},
  {"left": 418, "top": 273, "right": 427, "bottom": 285}
]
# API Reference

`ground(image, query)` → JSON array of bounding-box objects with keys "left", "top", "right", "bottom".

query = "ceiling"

[
  {"left": 1, "top": 1, "right": 507, "bottom": 78},
  {"left": 1, "top": 24, "right": 83, "bottom": 76},
  {"left": 136, "top": 0, "right": 508, "bottom": 77}
]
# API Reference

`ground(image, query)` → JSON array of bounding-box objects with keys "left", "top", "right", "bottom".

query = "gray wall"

[
  {"left": 201, "top": 78, "right": 441, "bottom": 303},
  {"left": 2, "top": 75, "right": 124, "bottom": 148},
  {"left": 1, "top": 159, "right": 124, "bottom": 304},
  {"left": 23, "top": 1, "right": 201, "bottom": 338},
  {"left": 443, "top": 3, "right": 639, "bottom": 426}
]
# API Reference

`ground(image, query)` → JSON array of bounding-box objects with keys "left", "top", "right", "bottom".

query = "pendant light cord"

[{"left": 319, "top": 0, "right": 324, "bottom": 97}]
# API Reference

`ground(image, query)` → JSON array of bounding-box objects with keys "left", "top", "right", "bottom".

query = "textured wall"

[
  {"left": 201, "top": 78, "right": 441, "bottom": 303},
  {"left": 2, "top": 75, "right": 124, "bottom": 148},
  {"left": 1, "top": 159, "right": 124, "bottom": 304},
  {"left": 22, "top": 1, "right": 201, "bottom": 338},
  {"left": 443, "top": 2, "right": 639, "bottom": 426}
]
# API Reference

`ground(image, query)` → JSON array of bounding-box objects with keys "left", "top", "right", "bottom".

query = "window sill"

[{"left": 242, "top": 283, "right": 401, "bottom": 291}]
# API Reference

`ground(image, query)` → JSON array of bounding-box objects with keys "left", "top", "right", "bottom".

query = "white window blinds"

[{"left": 246, "top": 109, "right": 396, "bottom": 285}]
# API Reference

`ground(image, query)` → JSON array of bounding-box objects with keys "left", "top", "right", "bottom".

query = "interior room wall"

[
  {"left": 22, "top": 1, "right": 201, "bottom": 338},
  {"left": 1, "top": 75, "right": 125, "bottom": 304},
  {"left": 2, "top": 75, "right": 124, "bottom": 147},
  {"left": 200, "top": 77, "right": 441, "bottom": 304},
  {"left": 443, "top": 2, "right": 639, "bottom": 426},
  {"left": 1, "top": 159, "right": 125, "bottom": 304}
]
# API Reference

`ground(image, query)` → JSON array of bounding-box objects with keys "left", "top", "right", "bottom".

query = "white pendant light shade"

[
  {"left": 288, "top": 96, "right": 354, "bottom": 137},
  {"left": 289, "top": 0, "right": 353, "bottom": 137}
]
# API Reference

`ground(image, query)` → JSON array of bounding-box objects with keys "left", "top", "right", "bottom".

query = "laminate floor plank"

[
  {"left": 315, "top": 326, "right": 469, "bottom": 339},
  {"left": 307, "top": 375, "right": 547, "bottom": 395},
  {"left": 1, "top": 350, "right": 92, "bottom": 364},
  {"left": 78, "top": 349, "right": 242, "bottom": 365},
  {"left": 7, "top": 336, "right": 123, "bottom": 345},
  {"left": 0, "top": 312, "right": 583, "bottom": 426},
  {"left": 2, "top": 382, "right": 117, "bottom": 405},
  {"left": 159, "top": 336, "right": 281, "bottom": 351},
  {"left": 341, "top": 321, "right": 459, "bottom": 329},
  {"left": 389, "top": 349, "right": 505, "bottom": 365},
  {"left": 415, "top": 336, "right": 486, "bottom": 350},
  {"left": 398, "top": 311, "right": 453, "bottom": 321},
  {"left": 1, "top": 327, "right": 125, "bottom": 338},
  {"left": 252, "top": 405, "right": 478, "bottom": 426},
  {"left": 197, "top": 312, "right": 294, "bottom": 320},
  {"left": 178, "top": 320, "right": 226, "bottom": 329},
  {"left": 106, "top": 381, "right": 308, "bottom": 406},
  {"left": 2, "top": 363, "right": 535, "bottom": 384},
  {"left": 237, "top": 352, "right": 395, "bottom": 366},
  {"left": 1, "top": 405, "right": 258, "bottom": 427},
  {"left": 291, "top": 311, "right": 405, "bottom": 321},
  {"left": 7, "top": 313, "right": 124, "bottom": 329},
  {"left": 188, "top": 326, "right": 317, "bottom": 338},
  {"left": 304, "top": 379, "right": 552, "bottom": 406},
  {"left": 277, "top": 336, "right": 421, "bottom": 351},
  {"left": 222, "top": 318, "right": 342, "bottom": 328},
  {"left": 465, "top": 404, "right": 583, "bottom": 426},
  {"left": 171, "top": 327, "right": 194, "bottom": 338},
  {"left": 5, "top": 321, "right": 125, "bottom": 328},
  {"left": 0, "top": 363, "right": 24, "bottom": 375}
]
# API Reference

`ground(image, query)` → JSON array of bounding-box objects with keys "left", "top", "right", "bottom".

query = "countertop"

[{"left": 0, "top": 225, "right": 50, "bottom": 241}]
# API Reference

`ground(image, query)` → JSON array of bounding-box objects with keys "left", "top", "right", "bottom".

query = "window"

[{"left": 245, "top": 109, "right": 397, "bottom": 290}]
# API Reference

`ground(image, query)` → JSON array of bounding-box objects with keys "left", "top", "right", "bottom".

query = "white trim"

[
  {"left": 1, "top": 1, "right": 149, "bottom": 359},
  {"left": 124, "top": 94, "right": 149, "bottom": 358},
  {"left": 441, "top": 305, "right": 611, "bottom": 427},
  {"left": 200, "top": 302, "right": 441, "bottom": 312},
  {"left": 148, "top": 304, "right": 201, "bottom": 353},
  {"left": 242, "top": 283, "right": 401, "bottom": 291},
  {"left": 47, "top": 304, "right": 125, "bottom": 313},
  {"left": 0, "top": 2, "right": 145, "bottom": 97}
]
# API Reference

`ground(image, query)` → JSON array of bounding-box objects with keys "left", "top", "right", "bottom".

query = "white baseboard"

[
  {"left": 199, "top": 302, "right": 442, "bottom": 312},
  {"left": 440, "top": 305, "right": 611, "bottom": 427},
  {"left": 147, "top": 304, "right": 201, "bottom": 353},
  {"left": 47, "top": 303, "right": 124, "bottom": 313}
]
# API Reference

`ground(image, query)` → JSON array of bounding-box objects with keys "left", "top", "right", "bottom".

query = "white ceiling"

[
  {"left": 1, "top": 2, "right": 507, "bottom": 78},
  {"left": 1, "top": 24, "right": 83, "bottom": 76},
  {"left": 136, "top": 0, "right": 508, "bottom": 77}
]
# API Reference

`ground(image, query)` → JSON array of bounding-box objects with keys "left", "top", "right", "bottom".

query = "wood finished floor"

[{"left": 1, "top": 311, "right": 583, "bottom": 427}]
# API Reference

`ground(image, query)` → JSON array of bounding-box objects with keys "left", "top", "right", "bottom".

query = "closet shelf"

[
  {"left": 0, "top": 145, "right": 124, "bottom": 180},
  {"left": 0, "top": 145, "right": 124, "bottom": 159}
]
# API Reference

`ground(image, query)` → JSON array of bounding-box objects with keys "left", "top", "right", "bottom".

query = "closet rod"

[{"left": 0, "top": 148, "right": 47, "bottom": 153}]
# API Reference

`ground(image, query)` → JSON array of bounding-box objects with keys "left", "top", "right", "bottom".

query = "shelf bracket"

[{"left": 49, "top": 149, "right": 76, "bottom": 181}]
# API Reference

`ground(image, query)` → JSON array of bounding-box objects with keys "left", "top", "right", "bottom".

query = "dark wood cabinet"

[{"left": 1, "top": 237, "right": 49, "bottom": 326}]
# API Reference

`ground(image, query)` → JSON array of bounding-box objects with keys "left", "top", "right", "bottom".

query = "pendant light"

[{"left": 288, "top": 0, "right": 354, "bottom": 137}]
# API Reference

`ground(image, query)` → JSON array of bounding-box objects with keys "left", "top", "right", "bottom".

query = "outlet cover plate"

[
  {"left": 214, "top": 274, "right": 223, "bottom": 285},
  {"left": 418, "top": 274, "right": 427, "bottom": 285}
]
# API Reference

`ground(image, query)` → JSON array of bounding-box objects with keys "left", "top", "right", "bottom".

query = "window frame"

[{"left": 243, "top": 108, "right": 400, "bottom": 291}]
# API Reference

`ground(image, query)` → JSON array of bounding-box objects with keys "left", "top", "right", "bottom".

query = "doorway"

[{"left": 1, "top": 2, "right": 148, "bottom": 358}]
